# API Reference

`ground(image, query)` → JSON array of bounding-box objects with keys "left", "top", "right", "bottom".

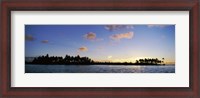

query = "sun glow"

[{"left": 110, "top": 57, "right": 136, "bottom": 63}]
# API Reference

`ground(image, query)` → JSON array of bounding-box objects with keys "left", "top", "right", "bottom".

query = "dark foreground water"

[{"left": 25, "top": 64, "right": 175, "bottom": 73}]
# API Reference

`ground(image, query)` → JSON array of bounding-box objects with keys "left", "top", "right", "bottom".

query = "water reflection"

[{"left": 25, "top": 64, "right": 175, "bottom": 73}]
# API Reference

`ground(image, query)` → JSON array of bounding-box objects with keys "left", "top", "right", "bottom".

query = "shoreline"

[{"left": 25, "top": 63, "right": 174, "bottom": 66}]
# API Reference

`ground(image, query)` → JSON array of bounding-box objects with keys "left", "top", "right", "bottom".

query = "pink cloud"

[
  {"left": 84, "top": 32, "right": 96, "bottom": 40},
  {"left": 41, "top": 40, "right": 49, "bottom": 43},
  {"left": 78, "top": 46, "right": 88, "bottom": 52},
  {"left": 25, "top": 34, "right": 35, "bottom": 41},
  {"left": 110, "top": 32, "right": 134, "bottom": 40},
  {"left": 84, "top": 32, "right": 103, "bottom": 41}
]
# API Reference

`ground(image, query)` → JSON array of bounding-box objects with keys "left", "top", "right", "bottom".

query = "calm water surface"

[{"left": 25, "top": 64, "right": 175, "bottom": 73}]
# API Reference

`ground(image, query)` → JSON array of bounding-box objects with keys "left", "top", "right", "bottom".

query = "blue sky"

[{"left": 25, "top": 25, "right": 175, "bottom": 63}]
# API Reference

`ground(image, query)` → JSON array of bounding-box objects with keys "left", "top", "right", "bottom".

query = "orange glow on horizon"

[{"left": 94, "top": 56, "right": 175, "bottom": 64}]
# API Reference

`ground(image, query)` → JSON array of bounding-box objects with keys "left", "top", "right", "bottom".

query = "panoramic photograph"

[{"left": 25, "top": 25, "right": 175, "bottom": 73}]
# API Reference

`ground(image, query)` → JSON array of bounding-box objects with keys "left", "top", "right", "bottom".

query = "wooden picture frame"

[{"left": 0, "top": 0, "right": 199, "bottom": 97}]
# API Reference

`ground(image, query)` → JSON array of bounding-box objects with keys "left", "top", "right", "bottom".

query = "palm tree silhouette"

[{"left": 162, "top": 58, "right": 165, "bottom": 65}]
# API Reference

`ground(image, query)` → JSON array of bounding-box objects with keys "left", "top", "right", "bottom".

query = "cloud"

[
  {"left": 78, "top": 46, "right": 88, "bottom": 52},
  {"left": 147, "top": 25, "right": 167, "bottom": 28},
  {"left": 25, "top": 34, "right": 35, "bottom": 41},
  {"left": 84, "top": 32, "right": 96, "bottom": 40},
  {"left": 41, "top": 40, "right": 49, "bottom": 43},
  {"left": 105, "top": 25, "right": 133, "bottom": 31},
  {"left": 110, "top": 32, "right": 134, "bottom": 40},
  {"left": 84, "top": 32, "right": 103, "bottom": 41}
]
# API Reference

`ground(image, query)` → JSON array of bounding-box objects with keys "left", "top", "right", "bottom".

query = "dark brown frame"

[{"left": 0, "top": 0, "right": 199, "bottom": 98}]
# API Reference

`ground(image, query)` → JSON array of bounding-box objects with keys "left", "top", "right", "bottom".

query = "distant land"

[
  {"left": 25, "top": 57, "right": 35, "bottom": 62},
  {"left": 25, "top": 54, "right": 167, "bottom": 66}
]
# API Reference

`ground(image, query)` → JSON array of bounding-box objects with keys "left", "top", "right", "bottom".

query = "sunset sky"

[{"left": 25, "top": 25, "right": 175, "bottom": 64}]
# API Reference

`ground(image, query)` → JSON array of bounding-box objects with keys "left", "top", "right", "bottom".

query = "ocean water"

[{"left": 25, "top": 64, "right": 175, "bottom": 73}]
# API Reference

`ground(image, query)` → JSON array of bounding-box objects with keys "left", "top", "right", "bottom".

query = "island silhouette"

[{"left": 25, "top": 54, "right": 165, "bottom": 65}]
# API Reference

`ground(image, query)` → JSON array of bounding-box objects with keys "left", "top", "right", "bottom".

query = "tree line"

[
  {"left": 135, "top": 58, "right": 164, "bottom": 65},
  {"left": 26, "top": 54, "right": 165, "bottom": 65},
  {"left": 26, "top": 54, "right": 94, "bottom": 65}
]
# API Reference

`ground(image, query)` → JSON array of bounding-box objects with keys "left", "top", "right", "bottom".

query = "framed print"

[{"left": 0, "top": 0, "right": 199, "bottom": 98}]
